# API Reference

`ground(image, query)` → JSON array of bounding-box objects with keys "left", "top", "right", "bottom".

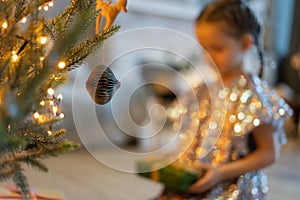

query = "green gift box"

[{"left": 137, "top": 159, "right": 203, "bottom": 191}]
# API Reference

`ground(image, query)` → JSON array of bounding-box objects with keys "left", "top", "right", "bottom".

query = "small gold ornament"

[
  {"left": 86, "top": 65, "right": 120, "bottom": 105},
  {"left": 96, "top": 0, "right": 127, "bottom": 33}
]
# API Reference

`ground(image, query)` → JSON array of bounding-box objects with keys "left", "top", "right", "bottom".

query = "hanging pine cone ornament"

[{"left": 86, "top": 65, "right": 120, "bottom": 105}]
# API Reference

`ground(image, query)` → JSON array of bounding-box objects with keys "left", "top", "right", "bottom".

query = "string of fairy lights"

[
  {"left": 32, "top": 88, "right": 65, "bottom": 136},
  {"left": 2, "top": 0, "right": 67, "bottom": 136}
]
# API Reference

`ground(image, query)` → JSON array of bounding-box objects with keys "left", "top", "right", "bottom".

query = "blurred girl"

[{"left": 157, "top": 0, "right": 293, "bottom": 199}]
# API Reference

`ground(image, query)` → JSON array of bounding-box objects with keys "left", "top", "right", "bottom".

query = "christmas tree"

[{"left": 0, "top": 0, "right": 123, "bottom": 199}]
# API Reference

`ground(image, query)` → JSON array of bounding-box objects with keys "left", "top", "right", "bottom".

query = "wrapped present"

[{"left": 137, "top": 159, "right": 203, "bottom": 191}]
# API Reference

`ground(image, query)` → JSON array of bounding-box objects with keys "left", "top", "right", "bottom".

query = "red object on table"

[{"left": 0, "top": 184, "right": 63, "bottom": 200}]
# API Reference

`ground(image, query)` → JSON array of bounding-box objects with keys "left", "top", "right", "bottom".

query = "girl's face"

[{"left": 195, "top": 22, "right": 247, "bottom": 77}]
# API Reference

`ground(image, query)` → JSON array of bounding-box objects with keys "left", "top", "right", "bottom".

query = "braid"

[
  {"left": 197, "top": 0, "right": 264, "bottom": 77},
  {"left": 255, "top": 36, "right": 264, "bottom": 78}
]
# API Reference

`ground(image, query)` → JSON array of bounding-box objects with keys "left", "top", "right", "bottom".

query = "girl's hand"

[{"left": 187, "top": 162, "right": 222, "bottom": 194}]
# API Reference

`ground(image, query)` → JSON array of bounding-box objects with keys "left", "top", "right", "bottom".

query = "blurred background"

[
  {"left": 45, "top": 0, "right": 300, "bottom": 147},
  {"left": 24, "top": 0, "right": 300, "bottom": 199}
]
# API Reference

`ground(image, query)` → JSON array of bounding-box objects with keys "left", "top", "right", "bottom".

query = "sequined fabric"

[{"left": 159, "top": 74, "right": 293, "bottom": 200}]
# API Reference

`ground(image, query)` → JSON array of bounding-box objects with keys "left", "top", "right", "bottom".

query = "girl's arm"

[{"left": 188, "top": 123, "right": 278, "bottom": 194}]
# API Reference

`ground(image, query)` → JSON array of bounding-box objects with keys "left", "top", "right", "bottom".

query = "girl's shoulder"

[
  {"left": 232, "top": 73, "right": 293, "bottom": 124},
  {"left": 247, "top": 74, "right": 290, "bottom": 113},
  {"left": 227, "top": 74, "right": 292, "bottom": 145}
]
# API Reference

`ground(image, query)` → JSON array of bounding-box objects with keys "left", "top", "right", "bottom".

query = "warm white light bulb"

[
  {"left": 12, "top": 54, "right": 18, "bottom": 61},
  {"left": 57, "top": 61, "right": 66, "bottom": 69},
  {"left": 2, "top": 21, "right": 8, "bottom": 29},
  {"left": 47, "top": 88, "right": 55, "bottom": 96},
  {"left": 33, "top": 112, "right": 40, "bottom": 119},
  {"left": 48, "top": 2, "right": 54, "bottom": 7},
  {"left": 57, "top": 94, "right": 63, "bottom": 100},
  {"left": 47, "top": 130, "right": 52, "bottom": 136},
  {"left": 40, "top": 36, "right": 47, "bottom": 44},
  {"left": 21, "top": 17, "right": 27, "bottom": 23},
  {"left": 253, "top": 118, "right": 260, "bottom": 126},
  {"left": 59, "top": 113, "right": 65, "bottom": 119},
  {"left": 43, "top": 6, "right": 49, "bottom": 11},
  {"left": 40, "top": 101, "right": 45, "bottom": 106},
  {"left": 11, "top": 50, "right": 18, "bottom": 61}
]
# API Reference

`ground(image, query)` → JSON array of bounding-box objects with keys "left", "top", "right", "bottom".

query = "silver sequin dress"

[{"left": 159, "top": 74, "right": 293, "bottom": 200}]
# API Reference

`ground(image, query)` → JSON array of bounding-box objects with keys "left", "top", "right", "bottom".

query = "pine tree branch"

[
  {"left": 19, "top": 2, "right": 100, "bottom": 115},
  {"left": 0, "top": 140, "right": 78, "bottom": 191},
  {"left": 40, "top": 140, "right": 80, "bottom": 156},
  {"left": 0, "top": 164, "right": 15, "bottom": 182},
  {"left": 63, "top": 0, "right": 82, "bottom": 27},
  {"left": 0, "top": 59, "right": 11, "bottom": 86},
  {"left": 13, "top": 164, "right": 30, "bottom": 200},
  {"left": 46, "top": 74, "right": 68, "bottom": 89},
  {"left": 24, "top": 157, "right": 48, "bottom": 172},
  {"left": 43, "top": 0, "right": 98, "bottom": 41},
  {"left": 66, "top": 24, "right": 121, "bottom": 71},
  {"left": 14, "top": 0, "right": 28, "bottom": 21},
  {"left": 12, "top": 126, "right": 65, "bottom": 144},
  {"left": 48, "top": 129, "right": 67, "bottom": 138},
  {"left": 0, "top": 99, "right": 11, "bottom": 148},
  {"left": 0, "top": 149, "right": 40, "bottom": 166},
  {"left": 1, "top": 0, "right": 121, "bottom": 193},
  {"left": 0, "top": 140, "right": 79, "bottom": 166},
  {"left": 14, "top": 0, "right": 52, "bottom": 22},
  {"left": 0, "top": 126, "right": 27, "bottom": 152},
  {"left": 59, "top": 1, "right": 100, "bottom": 50}
]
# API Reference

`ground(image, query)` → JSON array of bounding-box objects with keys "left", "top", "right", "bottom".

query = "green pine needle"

[
  {"left": 13, "top": 165, "right": 30, "bottom": 200},
  {"left": 0, "top": 0, "right": 120, "bottom": 193},
  {"left": 66, "top": 24, "right": 121, "bottom": 70},
  {"left": 0, "top": 165, "right": 15, "bottom": 182},
  {"left": 25, "top": 157, "right": 49, "bottom": 172}
]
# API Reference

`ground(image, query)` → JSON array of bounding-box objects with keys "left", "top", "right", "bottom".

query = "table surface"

[{"left": 5, "top": 139, "right": 300, "bottom": 200}]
